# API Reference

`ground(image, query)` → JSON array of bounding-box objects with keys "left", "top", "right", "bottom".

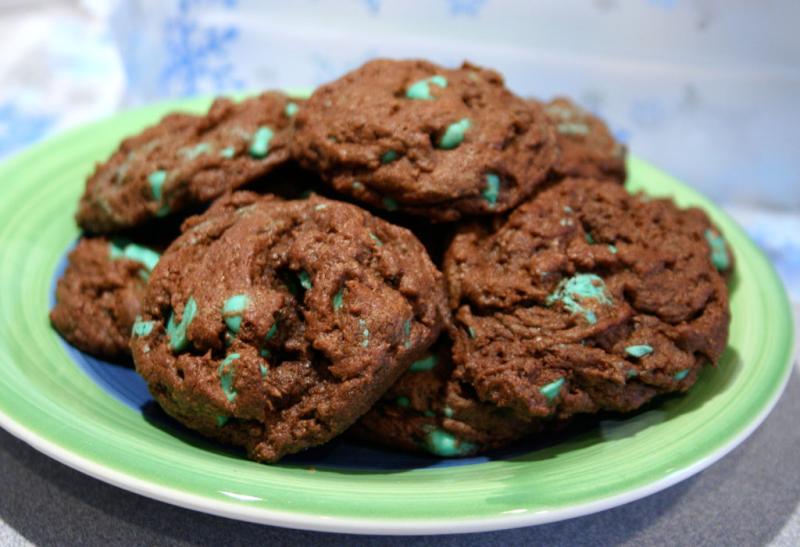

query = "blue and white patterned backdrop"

[{"left": 0, "top": 0, "right": 798, "bottom": 299}]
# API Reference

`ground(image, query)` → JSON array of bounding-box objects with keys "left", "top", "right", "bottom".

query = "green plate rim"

[{"left": 0, "top": 97, "right": 794, "bottom": 535}]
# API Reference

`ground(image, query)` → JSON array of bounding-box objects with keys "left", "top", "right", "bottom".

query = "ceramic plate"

[{"left": 0, "top": 97, "right": 794, "bottom": 535}]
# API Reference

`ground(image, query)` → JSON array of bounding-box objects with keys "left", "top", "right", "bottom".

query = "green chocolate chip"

[
  {"left": 438, "top": 118, "right": 471, "bottom": 149},
  {"left": 557, "top": 122, "right": 589, "bottom": 135},
  {"left": 223, "top": 294, "right": 249, "bottom": 314},
  {"left": 396, "top": 396, "right": 410, "bottom": 408},
  {"left": 482, "top": 173, "right": 500, "bottom": 207},
  {"left": 131, "top": 317, "right": 154, "bottom": 337},
  {"left": 443, "top": 406, "right": 454, "bottom": 418},
  {"left": 220, "top": 146, "right": 236, "bottom": 158},
  {"left": 148, "top": 170, "right": 167, "bottom": 201},
  {"left": 332, "top": 288, "right": 344, "bottom": 311},
  {"left": 216, "top": 415, "right": 229, "bottom": 427},
  {"left": 297, "top": 270, "right": 312, "bottom": 290},
  {"left": 383, "top": 198, "right": 397, "bottom": 211},
  {"left": 368, "top": 232, "right": 383, "bottom": 247},
  {"left": 259, "top": 362, "right": 269, "bottom": 379},
  {"left": 121, "top": 244, "right": 160, "bottom": 271},
  {"left": 704, "top": 229, "right": 730, "bottom": 271},
  {"left": 625, "top": 344, "right": 653, "bottom": 358},
  {"left": 403, "top": 319, "right": 412, "bottom": 348},
  {"left": 674, "top": 369, "right": 690, "bottom": 381},
  {"left": 380, "top": 150, "right": 399, "bottom": 164},
  {"left": 249, "top": 126, "right": 274, "bottom": 158},
  {"left": 546, "top": 273, "right": 612, "bottom": 325},
  {"left": 218, "top": 353, "right": 239, "bottom": 402},
  {"left": 545, "top": 104, "right": 573, "bottom": 119},
  {"left": 608, "top": 244, "right": 618, "bottom": 254},
  {"left": 359, "top": 319, "right": 370, "bottom": 348},
  {"left": 410, "top": 75, "right": 448, "bottom": 99},
  {"left": 540, "top": 377, "right": 565, "bottom": 402},
  {"left": 382, "top": 197, "right": 398, "bottom": 211},
  {"left": 284, "top": 102, "right": 299, "bottom": 117},
  {"left": 410, "top": 354, "right": 437, "bottom": 372},
  {"left": 265, "top": 320, "right": 279, "bottom": 340},
  {"left": 180, "top": 142, "right": 210, "bottom": 159},
  {"left": 166, "top": 297, "right": 197, "bottom": 352},
  {"left": 405, "top": 75, "right": 448, "bottom": 100},
  {"left": 222, "top": 294, "right": 249, "bottom": 334},
  {"left": 109, "top": 241, "right": 160, "bottom": 271},
  {"left": 425, "top": 429, "right": 477, "bottom": 457},
  {"left": 467, "top": 326, "right": 477, "bottom": 339}
]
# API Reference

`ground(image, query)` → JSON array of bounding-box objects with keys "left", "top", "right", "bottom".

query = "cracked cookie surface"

[
  {"left": 444, "top": 178, "right": 732, "bottom": 422},
  {"left": 542, "top": 97, "right": 627, "bottom": 182},
  {"left": 353, "top": 338, "right": 541, "bottom": 457},
  {"left": 50, "top": 237, "right": 160, "bottom": 359},
  {"left": 77, "top": 92, "right": 300, "bottom": 233},
  {"left": 291, "top": 59, "right": 558, "bottom": 221},
  {"left": 131, "top": 191, "right": 448, "bottom": 462}
]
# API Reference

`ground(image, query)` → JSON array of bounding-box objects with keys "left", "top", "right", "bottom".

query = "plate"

[{"left": 0, "top": 97, "right": 794, "bottom": 535}]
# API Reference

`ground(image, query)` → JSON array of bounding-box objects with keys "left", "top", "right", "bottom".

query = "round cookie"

[
  {"left": 353, "top": 339, "right": 540, "bottom": 457},
  {"left": 541, "top": 97, "right": 627, "bottom": 182},
  {"left": 131, "top": 191, "right": 449, "bottom": 463},
  {"left": 291, "top": 59, "right": 558, "bottom": 221},
  {"left": 444, "top": 178, "right": 732, "bottom": 422},
  {"left": 50, "top": 237, "right": 161, "bottom": 359},
  {"left": 77, "top": 92, "right": 301, "bottom": 233}
]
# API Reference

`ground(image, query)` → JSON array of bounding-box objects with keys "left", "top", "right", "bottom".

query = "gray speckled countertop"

[{"left": 0, "top": 360, "right": 797, "bottom": 546}]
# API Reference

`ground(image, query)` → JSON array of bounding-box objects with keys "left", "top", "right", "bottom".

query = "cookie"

[
  {"left": 77, "top": 92, "right": 301, "bottom": 233},
  {"left": 444, "top": 178, "right": 732, "bottom": 422},
  {"left": 542, "top": 97, "right": 627, "bottom": 182},
  {"left": 292, "top": 59, "right": 558, "bottom": 221},
  {"left": 353, "top": 338, "right": 539, "bottom": 457},
  {"left": 50, "top": 237, "right": 161, "bottom": 359},
  {"left": 131, "top": 191, "right": 448, "bottom": 462}
]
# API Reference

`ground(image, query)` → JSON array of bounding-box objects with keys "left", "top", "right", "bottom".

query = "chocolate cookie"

[
  {"left": 542, "top": 97, "right": 627, "bottom": 182},
  {"left": 292, "top": 59, "right": 558, "bottom": 221},
  {"left": 444, "top": 178, "right": 732, "bottom": 422},
  {"left": 131, "top": 192, "right": 448, "bottom": 462},
  {"left": 77, "top": 92, "right": 301, "bottom": 233},
  {"left": 353, "top": 338, "right": 539, "bottom": 457},
  {"left": 50, "top": 237, "right": 160, "bottom": 359}
]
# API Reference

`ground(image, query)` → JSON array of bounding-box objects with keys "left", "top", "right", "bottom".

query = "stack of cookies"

[{"left": 50, "top": 59, "right": 733, "bottom": 463}]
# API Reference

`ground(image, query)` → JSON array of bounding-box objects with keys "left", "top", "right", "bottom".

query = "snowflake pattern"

[
  {"left": 363, "top": 0, "right": 381, "bottom": 14},
  {"left": 0, "top": 103, "right": 55, "bottom": 158},
  {"left": 158, "top": 0, "right": 244, "bottom": 97}
]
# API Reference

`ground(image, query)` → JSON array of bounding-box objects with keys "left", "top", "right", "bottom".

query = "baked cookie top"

[
  {"left": 542, "top": 97, "right": 627, "bottom": 182},
  {"left": 131, "top": 192, "right": 448, "bottom": 462},
  {"left": 353, "top": 339, "right": 538, "bottom": 457},
  {"left": 291, "top": 59, "right": 558, "bottom": 221},
  {"left": 50, "top": 237, "right": 160, "bottom": 359},
  {"left": 77, "top": 92, "right": 300, "bottom": 233},
  {"left": 444, "top": 178, "right": 732, "bottom": 421}
]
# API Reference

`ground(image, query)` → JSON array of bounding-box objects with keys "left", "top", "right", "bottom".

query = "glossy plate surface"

[{"left": 0, "top": 97, "right": 794, "bottom": 535}]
